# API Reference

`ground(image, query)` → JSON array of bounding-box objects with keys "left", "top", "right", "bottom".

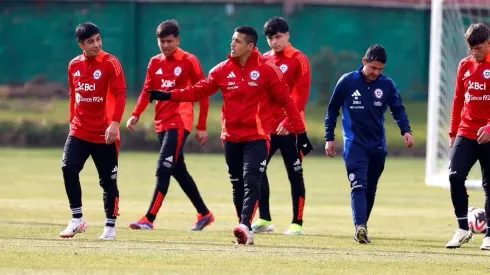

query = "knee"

[
  {"left": 61, "top": 164, "right": 79, "bottom": 178},
  {"left": 156, "top": 159, "right": 174, "bottom": 176},
  {"left": 449, "top": 172, "right": 467, "bottom": 192}
]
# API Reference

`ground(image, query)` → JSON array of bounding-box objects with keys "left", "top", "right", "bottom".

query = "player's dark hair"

[
  {"left": 235, "top": 26, "right": 258, "bottom": 47},
  {"left": 364, "top": 44, "right": 387, "bottom": 64},
  {"left": 76, "top": 22, "right": 100, "bottom": 43},
  {"left": 156, "top": 19, "right": 180, "bottom": 38},
  {"left": 465, "top": 23, "right": 490, "bottom": 47},
  {"left": 263, "top": 16, "right": 289, "bottom": 37}
]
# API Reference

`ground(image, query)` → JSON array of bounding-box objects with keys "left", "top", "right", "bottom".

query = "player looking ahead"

[
  {"left": 126, "top": 20, "right": 214, "bottom": 231},
  {"left": 147, "top": 26, "right": 313, "bottom": 245},
  {"left": 252, "top": 17, "right": 310, "bottom": 235},
  {"left": 445, "top": 23, "right": 490, "bottom": 250},
  {"left": 325, "top": 44, "right": 413, "bottom": 244},
  {"left": 60, "top": 22, "right": 126, "bottom": 240}
]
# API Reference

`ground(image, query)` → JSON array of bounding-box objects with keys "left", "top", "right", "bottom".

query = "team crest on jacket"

[
  {"left": 279, "top": 64, "right": 288, "bottom": 73},
  {"left": 374, "top": 88, "right": 383, "bottom": 99},
  {"left": 174, "top": 66, "right": 182, "bottom": 76},
  {"left": 250, "top": 70, "right": 260, "bottom": 80},
  {"left": 93, "top": 69, "right": 102, "bottom": 80},
  {"left": 483, "top": 69, "right": 490, "bottom": 79}
]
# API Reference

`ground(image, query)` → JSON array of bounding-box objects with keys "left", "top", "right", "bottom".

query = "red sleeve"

[
  {"left": 68, "top": 64, "right": 75, "bottom": 123},
  {"left": 280, "top": 53, "right": 311, "bottom": 128},
  {"left": 131, "top": 61, "right": 153, "bottom": 118},
  {"left": 171, "top": 66, "right": 220, "bottom": 102},
  {"left": 265, "top": 62, "right": 305, "bottom": 133},
  {"left": 449, "top": 61, "right": 465, "bottom": 137},
  {"left": 187, "top": 55, "right": 208, "bottom": 131},
  {"left": 107, "top": 57, "right": 126, "bottom": 123},
  {"left": 292, "top": 53, "right": 311, "bottom": 113}
]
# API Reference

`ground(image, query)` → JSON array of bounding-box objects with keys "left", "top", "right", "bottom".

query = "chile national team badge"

[
  {"left": 483, "top": 69, "right": 490, "bottom": 79},
  {"left": 374, "top": 88, "right": 383, "bottom": 99},
  {"left": 250, "top": 70, "right": 260, "bottom": 80}
]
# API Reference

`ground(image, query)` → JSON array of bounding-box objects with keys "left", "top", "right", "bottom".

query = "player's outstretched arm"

[
  {"left": 148, "top": 67, "right": 221, "bottom": 103},
  {"left": 324, "top": 75, "right": 346, "bottom": 157},
  {"left": 387, "top": 80, "right": 413, "bottom": 148}
]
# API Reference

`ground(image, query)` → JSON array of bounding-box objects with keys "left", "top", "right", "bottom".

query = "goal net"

[{"left": 426, "top": 0, "right": 488, "bottom": 189}]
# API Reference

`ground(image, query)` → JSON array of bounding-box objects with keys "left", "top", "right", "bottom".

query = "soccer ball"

[{"left": 467, "top": 207, "right": 487, "bottom": 234}]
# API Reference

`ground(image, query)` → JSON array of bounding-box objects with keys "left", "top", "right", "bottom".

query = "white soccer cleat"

[
  {"left": 99, "top": 226, "right": 116, "bottom": 240},
  {"left": 480, "top": 237, "right": 490, "bottom": 250},
  {"left": 233, "top": 224, "right": 254, "bottom": 245},
  {"left": 59, "top": 218, "right": 87, "bottom": 238},
  {"left": 251, "top": 219, "right": 274, "bottom": 233},
  {"left": 446, "top": 229, "right": 472, "bottom": 249}
]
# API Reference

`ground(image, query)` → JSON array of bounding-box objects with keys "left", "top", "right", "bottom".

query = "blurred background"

[{"left": 0, "top": 0, "right": 431, "bottom": 155}]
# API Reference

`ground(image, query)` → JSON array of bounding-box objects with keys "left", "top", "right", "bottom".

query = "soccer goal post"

[{"left": 426, "top": 0, "right": 487, "bottom": 190}]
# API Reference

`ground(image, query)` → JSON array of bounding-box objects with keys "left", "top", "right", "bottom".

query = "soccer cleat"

[
  {"left": 233, "top": 224, "right": 254, "bottom": 245},
  {"left": 354, "top": 225, "right": 369, "bottom": 244},
  {"left": 59, "top": 218, "right": 87, "bottom": 238},
  {"left": 480, "top": 237, "right": 490, "bottom": 250},
  {"left": 190, "top": 212, "right": 215, "bottom": 231},
  {"left": 251, "top": 219, "right": 274, "bottom": 233},
  {"left": 128, "top": 216, "right": 154, "bottom": 230},
  {"left": 284, "top": 223, "right": 304, "bottom": 235},
  {"left": 446, "top": 229, "right": 473, "bottom": 249},
  {"left": 99, "top": 226, "right": 116, "bottom": 240}
]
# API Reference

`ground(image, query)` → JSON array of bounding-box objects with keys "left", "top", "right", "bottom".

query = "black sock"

[
  {"left": 71, "top": 207, "right": 82, "bottom": 219},
  {"left": 458, "top": 217, "right": 469, "bottom": 230}
]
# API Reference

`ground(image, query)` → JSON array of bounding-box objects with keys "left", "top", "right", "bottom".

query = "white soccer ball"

[{"left": 468, "top": 207, "right": 487, "bottom": 234}]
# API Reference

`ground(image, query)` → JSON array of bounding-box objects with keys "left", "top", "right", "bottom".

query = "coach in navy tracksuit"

[{"left": 324, "top": 44, "right": 414, "bottom": 244}]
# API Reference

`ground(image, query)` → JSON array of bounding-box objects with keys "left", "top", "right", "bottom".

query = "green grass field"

[
  {"left": 0, "top": 99, "right": 428, "bottom": 148},
  {"left": 0, "top": 148, "right": 489, "bottom": 274}
]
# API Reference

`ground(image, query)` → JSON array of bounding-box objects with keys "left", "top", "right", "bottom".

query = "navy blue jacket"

[{"left": 324, "top": 66, "right": 411, "bottom": 153}]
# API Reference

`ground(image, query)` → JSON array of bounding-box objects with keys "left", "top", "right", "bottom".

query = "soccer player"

[
  {"left": 445, "top": 23, "right": 490, "bottom": 250},
  {"left": 147, "top": 26, "right": 313, "bottom": 245},
  {"left": 126, "top": 20, "right": 214, "bottom": 231},
  {"left": 325, "top": 44, "right": 413, "bottom": 244},
  {"left": 251, "top": 17, "right": 310, "bottom": 235},
  {"left": 59, "top": 22, "right": 126, "bottom": 240}
]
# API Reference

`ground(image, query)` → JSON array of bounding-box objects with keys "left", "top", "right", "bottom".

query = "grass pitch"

[{"left": 0, "top": 148, "right": 488, "bottom": 274}]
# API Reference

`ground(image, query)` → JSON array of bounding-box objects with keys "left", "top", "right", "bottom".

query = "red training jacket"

[
  {"left": 68, "top": 50, "right": 126, "bottom": 143},
  {"left": 131, "top": 48, "right": 209, "bottom": 133},
  {"left": 449, "top": 52, "right": 490, "bottom": 140},
  {"left": 263, "top": 43, "right": 310, "bottom": 134},
  {"left": 170, "top": 48, "right": 305, "bottom": 142}
]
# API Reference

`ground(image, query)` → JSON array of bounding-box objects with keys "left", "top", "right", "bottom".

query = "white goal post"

[{"left": 426, "top": 0, "right": 488, "bottom": 189}]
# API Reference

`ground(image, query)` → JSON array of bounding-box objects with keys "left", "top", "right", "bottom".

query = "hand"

[
  {"left": 477, "top": 125, "right": 490, "bottom": 144},
  {"left": 276, "top": 124, "right": 289, "bottom": 136},
  {"left": 148, "top": 90, "right": 171, "bottom": 103},
  {"left": 403, "top": 132, "right": 414, "bottom": 148},
  {"left": 297, "top": 132, "right": 313, "bottom": 156},
  {"left": 325, "top": 141, "right": 336, "bottom": 157},
  {"left": 195, "top": 130, "right": 208, "bottom": 146},
  {"left": 105, "top": 121, "right": 120, "bottom": 144},
  {"left": 449, "top": 136, "right": 456, "bottom": 148},
  {"left": 126, "top": 116, "right": 139, "bottom": 132}
]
